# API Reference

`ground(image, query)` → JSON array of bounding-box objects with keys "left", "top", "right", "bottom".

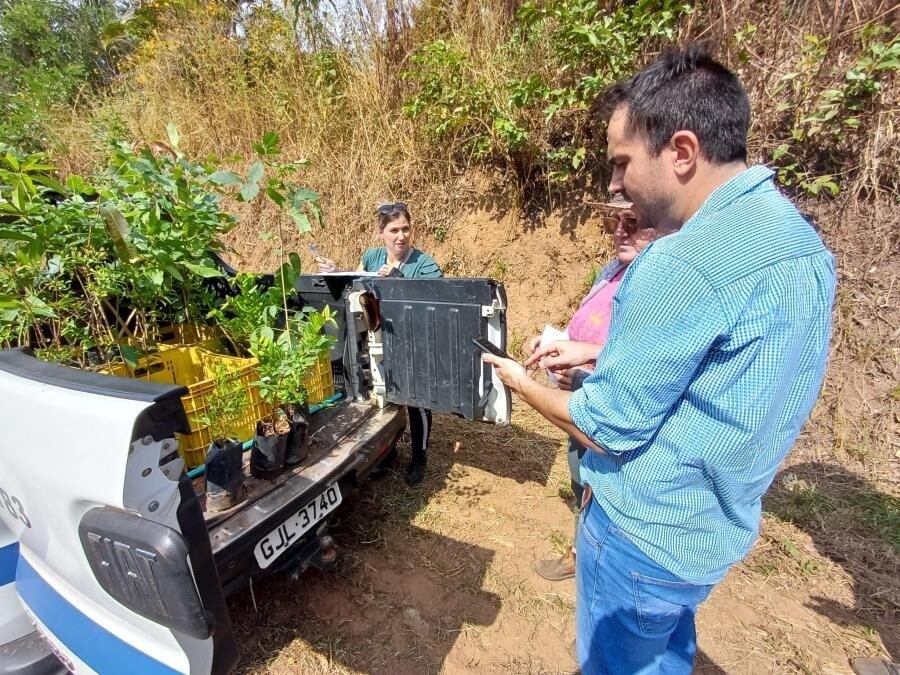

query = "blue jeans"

[{"left": 576, "top": 491, "right": 715, "bottom": 674}]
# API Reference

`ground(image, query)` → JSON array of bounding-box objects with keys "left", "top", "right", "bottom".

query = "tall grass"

[{"left": 50, "top": 0, "right": 897, "bottom": 273}]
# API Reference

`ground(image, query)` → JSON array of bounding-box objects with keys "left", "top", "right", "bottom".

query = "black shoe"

[{"left": 404, "top": 460, "right": 426, "bottom": 486}]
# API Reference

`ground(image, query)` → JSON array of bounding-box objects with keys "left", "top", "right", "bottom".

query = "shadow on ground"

[
  {"left": 695, "top": 650, "right": 728, "bottom": 673},
  {"left": 228, "top": 414, "right": 563, "bottom": 673},
  {"left": 766, "top": 462, "right": 900, "bottom": 660}
]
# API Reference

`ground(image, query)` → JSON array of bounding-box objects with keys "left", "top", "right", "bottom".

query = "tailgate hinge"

[{"left": 481, "top": 299, "right": 503, "bottom": 317}]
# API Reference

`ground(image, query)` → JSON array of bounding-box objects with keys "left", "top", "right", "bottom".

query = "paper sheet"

[
  {"left": 539, "top": 325, "right": 569, "bottom": 384},
  {"left": 317, "top": 271, "right": 379, "bottom": 277}
]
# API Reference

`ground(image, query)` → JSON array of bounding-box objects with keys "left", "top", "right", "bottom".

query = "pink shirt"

[{"left": 566, "top": 268, "right": 625, "bottom": 346}]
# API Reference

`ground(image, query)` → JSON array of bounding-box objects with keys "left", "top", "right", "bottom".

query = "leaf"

[
  {"left": 291, "top": 188, "right": 320, "bottom": 205},
  {"left": 307, "top": 201, "right": 322, "bottom": 227},
  {"left": 808, "top": 174, "right": 840, "bottom": 196},
  {"left": 780, "top": 538, "right": 804, "bottom": 561},
  {"left": 240, "top": 182, "right": 260, "bottom": 202},
  {"left": 25, "top": 295, "right": 56, "bottom": 318},
  {"left": 9, "top": 183, "right": 21, "bottom": 210},
  {"left": 100, "top": 206, "right": 137, "bottom": 262},
  {"left": 276, "top": 261, "right": 298, "bottom": 293},
  {"left": 148, "top": 269, "right": 165, "bottom": 286},
  {"left": 0, "top": 229, "right": 32, "bottom": 242},
  {"left": 288, "top": 251, "right": 302, "bottom": 275},
  {"left": 119, "top": 344, "right": 140, "bottom": 369},
  {"left": 248, "top": 161, "right": 265, "bottom": 184},
  {"left": 164, "top": 265, "right": 184, "bottom": 282},
  {"left": 183, "top": 262, "right": 224, "bottom": 278},
  {"left": 32, "top": 174, "right": 67, "bottom": 194},
  {"left": 572, "top": 146, "right": 586, "bottom": 169},
  {"left": 772, "top": 144, "right": 790, "bottom": 161},
  {"left": 290, "top": 208, "right": 311, "bottom": 233},
  {"left": 166, "top": 123, "right": 181, "bottom": 151},
  {"left": 265, "top": 185, "right": 286, "bottom": 207},
  {"left": 65, "top": 175, "right": 95, "bottom": 194},
  {"left": 253, "top": 131, "right": 281, "bottom": 156},
  {"left": 209, "top": 170, "right": 242, "bottom": 186},
  {"left": 263, "top": 131, "right": 280, "bottom": 149}
]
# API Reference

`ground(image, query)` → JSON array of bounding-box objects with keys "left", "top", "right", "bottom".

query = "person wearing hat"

[
  {"left": 317, "top": 202, "right": 442, "bottom": 485},
  {"left": 527, "top": 197, "right": 665, "bottom": 581}
]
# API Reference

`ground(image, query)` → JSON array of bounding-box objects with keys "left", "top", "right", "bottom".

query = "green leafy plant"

[
  {"left": 769, "top": 27, "right": 899, "bottom": 197},
  {"left": 0, "top": 0, "right": 117, "bottom": 150},
  {"left": 401, "top": 0, "right": 690, "bottom": 185},
  {"left": 198, "top": 362, "right": 250, "bottom": 443},
  {"left": 0, "top": 130, "right": 323, "bottom": 365},
  {"left": 249, "top": 306, "right": 338, "bottom": 409},
  {"left": 206, "top": 273, "right": 283, "bottom": 352}
]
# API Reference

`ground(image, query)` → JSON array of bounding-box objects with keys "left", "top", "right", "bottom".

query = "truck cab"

[{"left": 0, "top": 274, "right": 509, "bottom": 674}]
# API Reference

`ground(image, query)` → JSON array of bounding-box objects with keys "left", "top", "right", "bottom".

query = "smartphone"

[{"left": 472, "top": 336, "right": 512, "bottom": 361}]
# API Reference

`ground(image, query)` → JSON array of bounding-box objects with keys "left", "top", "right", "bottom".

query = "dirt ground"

[{"left": 226, "top": 198, "right": 899, "bottom": 674}]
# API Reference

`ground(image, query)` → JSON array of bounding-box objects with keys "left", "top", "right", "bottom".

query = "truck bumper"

[
  {"left": 0, "top": 631, "right": 67, "bottom": 675},
  {"left": 212, "top": 404, "right": 406, "bottom": 595}
]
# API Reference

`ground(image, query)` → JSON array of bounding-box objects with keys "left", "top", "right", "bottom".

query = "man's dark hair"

[{"left": 600, "top": 45, "right": 750, "bottom": 164}]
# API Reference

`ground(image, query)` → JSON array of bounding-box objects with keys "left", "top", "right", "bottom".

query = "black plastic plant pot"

[
  {"left": 250, "top": 423, "right": 288, "bottom": 480},
  {"left": 284, "top": 403, "right": 310, "bottom": 466},
  {"left": 205, "top": 438, "right": 245, "bottom": 512}
]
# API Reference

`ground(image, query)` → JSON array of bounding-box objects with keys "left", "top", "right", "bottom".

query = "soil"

[
  {"left": 259, "top": 411, "right": 291, "bottom": 437},
  {"left": 226, "top": 195, "right": 899, "bottom": 674}
]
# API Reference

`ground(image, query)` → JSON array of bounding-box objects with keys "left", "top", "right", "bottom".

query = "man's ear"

[{"left": 670, "top": 130, "right": 700, "bottom": 177}]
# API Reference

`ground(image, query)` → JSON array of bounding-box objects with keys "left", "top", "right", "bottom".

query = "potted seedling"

[
  {"left": 248, "top": 332, "right": 294, "bottom": 479},
  {"left": 241, "top": 239, "right": 336, "bottom": 478},
  {"left": 199, "top": 363, "right": 250, "bottom": 511},
  {"left": 249, "top": 305, "right": 338, "bottom": 476},
  {"left": 281, "top": 306, "right": 338, "bottom": 465}
]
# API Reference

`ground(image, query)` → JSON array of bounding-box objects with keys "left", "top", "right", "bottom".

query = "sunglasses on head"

[{"left": 377, "top": 202, "right": 408, "bottom": 215}]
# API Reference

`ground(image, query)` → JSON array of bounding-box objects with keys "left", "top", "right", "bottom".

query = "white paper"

[
  {"left": 318, "top": 270, "right": 379, "bottom": 277},
  {"left": 539, "top": 325, "right": 569, "bottom": 384}
]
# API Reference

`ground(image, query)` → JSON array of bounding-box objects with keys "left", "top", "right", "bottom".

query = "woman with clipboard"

[{"left": 315, "top": 203, "right": 442, "bottom": 485}]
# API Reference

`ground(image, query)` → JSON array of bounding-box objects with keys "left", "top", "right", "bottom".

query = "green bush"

[
  {"left": 401, "top": 0, "right": 690, "bottom": 184},
  {"left": 769, "top": 27, "right": 899, "bottom": 196},
  {"left": 0, "top": 0, "right": 116, "bottom": 150}
]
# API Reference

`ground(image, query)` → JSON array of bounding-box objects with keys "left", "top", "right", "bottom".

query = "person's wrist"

[{"left": 517, "top": 372, "right": 538, "bottom": 399}]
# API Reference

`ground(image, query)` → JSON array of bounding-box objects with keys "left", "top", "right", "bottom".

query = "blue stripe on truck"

[
  {"left": 0, "top": 541, "right": 17, "bottom": 586},
  {"left": 16, "top": 556, "right": 181, "bottom": 675}
]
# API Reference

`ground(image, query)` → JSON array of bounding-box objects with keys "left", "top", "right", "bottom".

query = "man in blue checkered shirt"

[{"left": 485, "top": 46, "right": 836, "bottom": 674}]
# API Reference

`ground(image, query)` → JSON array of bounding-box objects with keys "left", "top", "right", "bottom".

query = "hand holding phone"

[{"left": 472, "top": 336, "right": 512, "bottom": 361}]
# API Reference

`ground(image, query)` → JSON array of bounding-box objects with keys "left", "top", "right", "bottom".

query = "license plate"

[{"left": 254, "top": 483, "right": 343, "bottom": 569}]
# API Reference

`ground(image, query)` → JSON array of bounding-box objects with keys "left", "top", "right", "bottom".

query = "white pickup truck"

[{"left": 0, "top": 274, "right": 510, "bottom": 674}]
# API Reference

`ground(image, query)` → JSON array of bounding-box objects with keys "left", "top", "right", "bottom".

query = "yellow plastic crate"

[
  {"left": 98, "top": 347, "right": 334, "bottom": 468},
  {"left": 304, "top": 352, "right": 335, "bottom": 406},
  {"left": 119, "top": 323, "right": 226, "bottom": 355}
]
